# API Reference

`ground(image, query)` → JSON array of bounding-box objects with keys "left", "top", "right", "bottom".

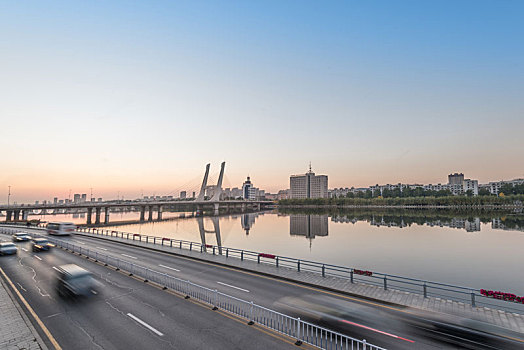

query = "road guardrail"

[{"left": 0, "top": 227, "right": 385, "bottom": 350}]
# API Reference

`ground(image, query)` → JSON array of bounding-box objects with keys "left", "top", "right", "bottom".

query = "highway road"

[
  {"left": 0, "top": 233, "right": 300, "bottom": 350},
  {"left": 2, "top": 227, "right": 523, "bottom": 349}
]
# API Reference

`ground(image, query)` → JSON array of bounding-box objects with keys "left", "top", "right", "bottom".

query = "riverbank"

[{"left": 279, "top": 194, "right": 524, "bottom": 208}]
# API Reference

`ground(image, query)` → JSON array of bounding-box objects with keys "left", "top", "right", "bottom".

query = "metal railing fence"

[
  {"left": 3, "top": 222, "right": 524, "bottom": 314},
  {"left": 0, "top": 227, "right": 384, "bottom": 350},
  {"left": 60, "top": 225, "right": 524, "bottom": 313}
]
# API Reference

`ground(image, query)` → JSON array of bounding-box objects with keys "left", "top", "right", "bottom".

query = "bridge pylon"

[{"left": 196, "top": 162, "right": 226, "bottom": 202}]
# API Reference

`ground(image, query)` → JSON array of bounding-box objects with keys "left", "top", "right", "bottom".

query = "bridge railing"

[
  {"left": 0, "top": 227, "right": 383, "bottom": 350},
  {"left": 15, "top": 223, "right": 524, "bottom": 314}
]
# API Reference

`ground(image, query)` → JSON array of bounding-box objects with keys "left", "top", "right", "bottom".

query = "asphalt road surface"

[
  {"left": 0, "top": 233, "right": 300, "bottom": 350},
  {"left": 1, "top": 228, "right": 523, "bottom": 350}
]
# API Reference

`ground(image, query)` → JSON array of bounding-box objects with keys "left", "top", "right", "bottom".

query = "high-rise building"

[
  {"left": 290, "top": 166, "right": 328, "bottom": 199},
  {"left": 73, "top": 194, "right": 81, "bottom": 203},
  {"left": 242, "top": 177, "right": 256, "bottom": 200},
  {"left": 81, "top": 194, "right": 87, "bottom": 202},
  {"left": 180, "top": 191, "right": 187, "bottom": 199},
  {"left": 448, "top": 173, "right": 464, "bottom": 185}
]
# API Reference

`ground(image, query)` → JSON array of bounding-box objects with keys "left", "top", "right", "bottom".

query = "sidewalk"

[{"left": 0, "top": 270, "right": 47, "bottom": 350}]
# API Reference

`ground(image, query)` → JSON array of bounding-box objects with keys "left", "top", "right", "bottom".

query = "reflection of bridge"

[{"left": 0, "top": 162, "right": 271, "bottom": 225}]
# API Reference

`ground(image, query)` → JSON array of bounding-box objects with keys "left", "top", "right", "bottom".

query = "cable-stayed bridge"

[{"left": 0, "top": 162, "right": 271, "bottom": 225}]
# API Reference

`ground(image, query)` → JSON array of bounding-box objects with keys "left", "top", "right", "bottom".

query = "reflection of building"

[
  {"left": 290, "top": 165, "right": 328, "bottom": 199},
  {"left": 290, "top": 215, "right": 328, "bottom": 239},
  {"left": 240, "top": 213, "right": 259, "bottom": 235},
  {"left": 492, "top": 218, "right": 524, "bottom": 232}
]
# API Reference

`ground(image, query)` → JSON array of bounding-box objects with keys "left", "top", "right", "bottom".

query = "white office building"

[{"left": 290, "top": 166, "right": 328, "bottom": 199}]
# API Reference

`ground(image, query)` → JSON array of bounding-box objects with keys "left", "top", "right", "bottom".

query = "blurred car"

[
  {"left": 31, "top": 238, "right": 55, "bottom": 252},
  {"left": 47, "top": 222, "right": 76, "bottom": 236},
  {"left": 55, "top": 264, "right": 102, "bottom": 298},
  {"left": 12, "top": 232, "right": 31, "bottom": 242},
  {"left": 0, "top": 242, "right": 18, "bottom": 255}
]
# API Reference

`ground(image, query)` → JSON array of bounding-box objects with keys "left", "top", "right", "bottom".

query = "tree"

[{"left": 478, "top": 188, "right": 491, "bottom": 196}]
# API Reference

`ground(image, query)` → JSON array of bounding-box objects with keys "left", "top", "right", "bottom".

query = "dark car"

[
  {"left": 55, "top": 264, "right": 102, "bottom": 298},
  {"left": 31, "top": 238, "right": 55, "bottom": 252},
  {"left": 12, "top": 232, "right": 31, "bottom": 242}
]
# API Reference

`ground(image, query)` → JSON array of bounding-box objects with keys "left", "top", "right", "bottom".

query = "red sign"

[
  {"left": 354, "top": 269, "right": 373, "bottom": 277},
  {"left": 259, "top": 253, "right": 276, "bottom": 259},
  {"left": 480, "top": 289, "right": 524, "bottom": 303},
  {"left": 205, "top": 244, "right": 213, "bottom": 248}
]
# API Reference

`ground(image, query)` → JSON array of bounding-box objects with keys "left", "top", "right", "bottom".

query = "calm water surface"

[{"left": 30, "top": 210, "right": 524, "bottom": 293}]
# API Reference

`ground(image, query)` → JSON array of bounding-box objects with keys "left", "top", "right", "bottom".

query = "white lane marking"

[
  {"left": 127, "top": 313, "right": 164, "bottom": 336},
  {"left": 34, "top": 255, "right": 42, "bottom": 261},
  {"left": 121, "top": 254, "right": 137, "bottom": 260},
  {"left": 96, "top": 247, "right": 108, "bottom": 251},
  {"left": 52, "top": 266, "right": 60, "bottom": 272},
  {"left": 21, "top": 248, "right": 28, "bottom": 252},
  {"left": 216, "top": 281, "right": 250, "bottom": 293},
  {"left": 158, "top": 264, "right": 180, "bottom": 272},
  {"left": 17, "top": 283, "right": 27, "bottom": 292},
  {"left": 74, "top": 241, "right": 86, "bottom": 245},
  {"left": 46, "top": 313, "right": 61, "bottom": 319}
]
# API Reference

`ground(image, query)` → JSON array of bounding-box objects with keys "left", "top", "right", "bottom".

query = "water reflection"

[
  {"left": 240, "top": 213, "right": 260, "bottom": 235},
  {"left": 290, "top": 215, "right": 329, "bottom": 239},
  {"left": 329, "top": 213, "right": 524, "bottom": 233},
  {"left": 197, "top": 216, "right": 222, "bottom": 254}
]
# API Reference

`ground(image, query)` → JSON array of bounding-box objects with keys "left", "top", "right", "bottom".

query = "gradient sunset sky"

[{"left": 1, "top": 1, "right": 523, "bottom": 203}]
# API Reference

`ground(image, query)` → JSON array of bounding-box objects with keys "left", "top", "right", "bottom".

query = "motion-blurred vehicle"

[
  {"left": 0, "top": 242, "right": 18, "bottom": 255},
  {"left": 12, "top": 232, "right": 31, "bottom": 242},
  {"left": 396, "top": 307, "right": 524, "bottom": 349},
  {"left": 31, "top": 238, "right": 55, "bottom": 252},
  {"left": 47, "top": 222, "right": 76, "bottom": 236},
  {"left": 275, "top": 294, "right": 524, "bottom": 349},
  {"left": 55, "top": 264, "right": 102, "bottom": 298}
]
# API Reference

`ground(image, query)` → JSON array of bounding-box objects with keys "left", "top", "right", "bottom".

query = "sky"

[{"left": 1, "top": 1, "right": 523, "bottom": 203}]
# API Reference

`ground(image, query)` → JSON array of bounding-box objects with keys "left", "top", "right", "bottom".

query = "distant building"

[
  {"left": 448, "top": 173, "right": 465, "bottom": 185},
  {"left": 53, "top": 197, "right": 58, "bottom": 204},
  {"left": 97, "top": 198, "right": 103, "bottom": 202},
  {"left": 242, "top": 177, "right": 257, "bottom": 200},
  {"left": 290, "top": 166, "right": 328, "bottom": 199},
  {"left": 482, "top": 178, "right": 524, "bottom": 195},
  {"left": 73, "top": 194, "right": 80, "bottom": 203},
  {"left": 180, "top": 191, "right": 187, "bottom": 199},
  {"left": 81, "top": 194, "right": 87, "bottom": 202}
]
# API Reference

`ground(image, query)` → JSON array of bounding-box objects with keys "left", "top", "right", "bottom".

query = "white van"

[{"left": 47, "top": 222, "right": 76, "bottom": 236}]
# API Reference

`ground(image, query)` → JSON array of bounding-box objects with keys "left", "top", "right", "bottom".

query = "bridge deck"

[{"left": 65, "top": 230, "right": 524, "bottom": 337}]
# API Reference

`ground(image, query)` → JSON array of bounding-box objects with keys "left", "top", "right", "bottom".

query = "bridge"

[{"left": 0, "top": 162, "right": 272, "bottom": 225}]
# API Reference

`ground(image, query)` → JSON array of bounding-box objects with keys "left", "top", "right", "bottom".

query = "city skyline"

[{"left": 1, "top": 1, "right": 523, "bottom": 202}]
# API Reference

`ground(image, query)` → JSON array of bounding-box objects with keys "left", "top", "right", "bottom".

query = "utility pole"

[{"left": 7, "top": 186, "right": 11, "bottom": 207}]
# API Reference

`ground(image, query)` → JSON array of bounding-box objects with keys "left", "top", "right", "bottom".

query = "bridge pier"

[
  {"left": 104, "top": 207, "right": 110, "bottom": 224},
  {"left": 87, "top": 208, "right": 93, "bottom": 225},
  {"left": 148, "top": 206, "right": 153, "bottom": 221},
  {"left": 213, "top": 203, "right": 219, "bottom": 216},
  {"left": 14, "top": 210, "right": 20, "bottom": 221},
  {"left": 22, "top": 210, "right": 28, "bottom": 221},
  {"left": 6, "top": 210, "right": 12, "bottom": 222},
  {"left": 95, "top": 207, "right": 101, "bottom": 224},
  {"left": 140, "top": 206, "right": 145, "bottom": 221},
  {"left": 157, "top": 206, "right": 162, "bottom": 220},
  {"left": 241, "top": 203, "right": 246, "bottom": 213}
]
